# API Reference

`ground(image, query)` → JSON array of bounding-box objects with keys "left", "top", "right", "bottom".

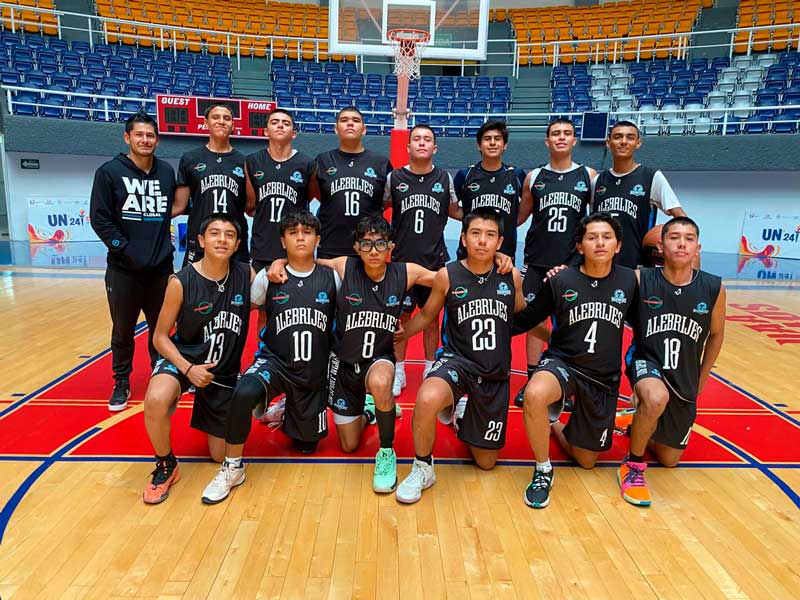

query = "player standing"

[
  {"left": 90, "top": 112, "right": 176, "bottom": 411},
  {"left": 315, "top": 107, "right": 392, "bottom": 259},
  {"left": 395, "top": 208, "right": 526, "bottom": 504},
  {"left": 620, "top": 216, "right": 725, "bottom": 506},
  {"left": 514, "top": 213, "right": 637, "bottom": 508},
  {"left": 386, "top": 124, "right": 462, "bottom": 397},
  {"left": 172, "top": 103, "right": 249, "bottom": 266},
  {"left": 592, "top": 121, "right": 687, "bottom": 269},
  {"left": 514, "top": 117, "right": 594, "bottom": 405},
  {"left": 142, "top": 214, "right": 252, "bottom": 504}
]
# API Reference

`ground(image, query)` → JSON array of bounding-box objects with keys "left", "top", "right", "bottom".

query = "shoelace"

[
  {"left": 150, "top": 461, "right": 172, "bottom": 486},
  {"left": 624, "top": 464, "right": 646, "bottom": 487},
  {"left": 212, "top": 463, "right": 238, "bottom": 485},
  {"left": 406, "top": 463, "right": 427, "bottom": 486},
  {"left": 375, "top": 451, "right": 394, "bottom": 475},
  {"left": 530, "top": 470, "right": 552, "bottom": 490}
]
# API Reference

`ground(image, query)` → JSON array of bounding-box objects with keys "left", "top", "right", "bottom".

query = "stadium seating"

[
  {"left": 734, "top": 0, "right": 800, "bottom": 53},
  {"left": 0, "top": 0, "right": 60, "bottom": 36}
]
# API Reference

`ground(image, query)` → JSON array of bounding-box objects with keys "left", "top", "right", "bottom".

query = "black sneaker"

[
  {"left": 108, "top": 379, "right": 130, "bottom": 412},
  {"left": 513, "top": 382, "right": 527, "bottom": 408},
  {"left": 524, "top": 468, "right": 554, "bottom": 508}
]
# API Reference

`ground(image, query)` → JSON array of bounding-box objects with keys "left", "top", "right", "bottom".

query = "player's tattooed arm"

[
  {"left": 517, "top": 172, "right": 533, "bottom": 225},
  {"left": 171, "top": 186, "right": 190, "bottom": 217},
  {"left": 396, "top": 268, "right": 449, "bottom": 342},
  {"left": 244, "top": 163, "right": 257, "bottom": 216},
  {"left": 698, "top": 285, "right": 726, "bottom": 394},
  {"left": 406, "top": 262, "right": 437, "bottom": 288}
]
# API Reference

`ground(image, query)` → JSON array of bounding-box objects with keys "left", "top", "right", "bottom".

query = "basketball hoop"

[{"left": 387, "top": 28, "right": 430, "bottom": 80}]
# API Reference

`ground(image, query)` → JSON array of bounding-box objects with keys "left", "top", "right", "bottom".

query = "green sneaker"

[
  {"left": 395, "top": 403, "right": 402, "bottom": 418},
  {"left": 373, "top": 447, "right": 398, "bottom": 493},
  {"left": 364, "top": 394, "right": 376, "bottom": 424}
]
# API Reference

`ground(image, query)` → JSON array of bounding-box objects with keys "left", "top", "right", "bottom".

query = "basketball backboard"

[{"left": 328, "top": 0, "right": 489, "bottom": 60}]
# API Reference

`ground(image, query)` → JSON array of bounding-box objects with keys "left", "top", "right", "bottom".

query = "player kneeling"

[
  {"left": 201, "top": 211, "right": 337, "bottom": 505},
  {"left": 620, "top": 217, "right": 725, "bottom": 506},
  {"left": 143, "top": 214, "right": 253, "bottom": 504}
]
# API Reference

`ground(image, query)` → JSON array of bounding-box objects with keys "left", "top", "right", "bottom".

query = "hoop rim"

[{"left": 386, "top": 27, "right": 431, "bottom": 45}]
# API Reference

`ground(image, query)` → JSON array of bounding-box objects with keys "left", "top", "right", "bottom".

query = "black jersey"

[
  {"left": 455, "top": 163, "right": 524, "bottom": 260},
  {"left": 257, "top": 265, "right": 337, "bottom": 386},
  {"left": 389, "top": 166, "right": 453, "bottom": 269},
  {"left": 593, "top": 166, "right": 657, "bottom": 269},
  {"left": 177, "top": 146, "right": 249, "bottom": 262},
  {"left": 441, "top": 261, "right": 515, "bottom": 380},
  {"left": 631, "top": 268, "right": 721, "bottom": 400},
  {"left": 524, "top": 164, "right": 591, "bottom": 268},
  {"left": 171, "top": 261, "right": 251, "bottom": 378},
  {"left": 245, "top": 150, "right": 316, "bottom": 263},
  {"left": 315, "top": 149, "right": 392, "bottom": 257},
  {"left": 515, "top": 265, "right": 637, "bottom": 384},
  {"left": 333, "top": 258, "right": 407, "bottom": 364}
]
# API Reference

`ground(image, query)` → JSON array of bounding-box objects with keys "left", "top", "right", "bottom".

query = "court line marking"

[{"left": 711, "top": 372, "right": 800, "bottom": 429}]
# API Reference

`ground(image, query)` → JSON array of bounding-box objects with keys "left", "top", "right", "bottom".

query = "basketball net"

[{"left": 387, "top": 28, "right": 429, "bottom": 168}]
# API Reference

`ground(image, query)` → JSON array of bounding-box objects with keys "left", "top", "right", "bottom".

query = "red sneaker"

[{"left": 143, "top": 460, "right": 181, "bottom": 504}]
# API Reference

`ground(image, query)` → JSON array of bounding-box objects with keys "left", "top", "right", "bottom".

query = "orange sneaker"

[
  {"left": 143, "top": 459, "right": 181, "bottom": 504},
  {"left": 614, "top": 408, "right": 636, "bottom": 436},
  {"left": 618, "top": 457, "right": 651, "bottom": 506}
]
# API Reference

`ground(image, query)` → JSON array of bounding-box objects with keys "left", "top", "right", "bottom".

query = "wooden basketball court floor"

[{"left": 1, "top": 264, "right": 799, "bottom": 599}]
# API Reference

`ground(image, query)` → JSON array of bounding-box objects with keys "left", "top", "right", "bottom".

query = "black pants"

[{"left": 105, "top": 263, "right": 171, "bottom": 381}]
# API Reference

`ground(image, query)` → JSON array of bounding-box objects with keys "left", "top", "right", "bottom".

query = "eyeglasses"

[{"left": 355, "top": 239, "right": 390, "bottom": 252}]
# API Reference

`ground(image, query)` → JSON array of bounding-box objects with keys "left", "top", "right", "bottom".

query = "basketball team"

[{"left": 89, "top": 105, "right": 726, "bottom": 510}]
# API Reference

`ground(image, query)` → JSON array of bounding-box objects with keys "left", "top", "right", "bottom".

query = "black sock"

[
  {"left": 156, "top": 451, "right": 176, "bottom": 467},
  {"left": 527, "top": 363, "right": 538, "bottom": 379},
  {"left": 375, "top": 407, "right": 395, "bottom": 449},
  {"left": 416, "top": 453, "right": 432, "bottom": 465},
  {"left": 628, "top": 452, "right": 645, "bottom": 463}
]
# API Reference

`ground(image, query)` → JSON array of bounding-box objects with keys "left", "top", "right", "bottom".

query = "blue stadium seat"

[
  {"left": 66, "top": 97, "right": 92, "bottom": 120},
  {"left": 40, "top": 97, "right": 64, "bottom": 119}
]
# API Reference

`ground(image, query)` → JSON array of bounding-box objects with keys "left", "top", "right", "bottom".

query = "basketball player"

[
  {"left": 453, "top": 120, "right": 526, "bottom": 262},
  {"left": 245, "top": 108, "right": 318, "bottom": 275},
  {"left": 172, "top": 103, "right": 249, "bottom": 266},
  {"left": 315, "top": 107, "right": 393, "bottom": 259},
  {"left": 200, "top": 211, "right": 336, "bottom": 505},
  {"left": 514, "top": 213, "right": 637, "bottom": 508},
  {"left": 395, "top": 208, "right": 526, "bottom": 504},
  {"left": 385, "top": 124, "right": 462, "bottom": 397},
  {"left": 592, "top": 121, "right": 687, "bottom": 269},
  {"left": 514, "top": 117, "right": 594, "bottom": 406},
  {"left": 90, "top": 112, "right": 176, "bottom": 411},
  {"left": 620, "top": 217, "right": 725, "bottom": 506},
  {"left": 142, "top": 214, "right": 251, "bottom": 504},
  {"left": 268, "top": 215, "right": 438, "bottom": 494}
]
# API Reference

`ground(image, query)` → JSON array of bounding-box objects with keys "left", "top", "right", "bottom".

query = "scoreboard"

[{"left": 155, "top": 95, "right": 278, "bottom": 139}]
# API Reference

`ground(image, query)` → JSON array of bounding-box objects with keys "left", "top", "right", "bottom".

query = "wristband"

[{"left": 184, "top": 364, "right": 194, "bottom": 376}]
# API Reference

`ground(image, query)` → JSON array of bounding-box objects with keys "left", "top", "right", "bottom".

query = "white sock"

[
  {"left": 395, "top": 361, "right": 405, "bottom": 375},
  {"left": 225, "top": 456, "right": 242, "bottom": 468},
  {"left": 536, "top": 460, "right": 552, "bottom": 473}
]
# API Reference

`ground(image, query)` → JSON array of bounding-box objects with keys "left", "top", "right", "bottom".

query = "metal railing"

[{"left": 4, "top": 85, "right": 798, "bottom": 137}]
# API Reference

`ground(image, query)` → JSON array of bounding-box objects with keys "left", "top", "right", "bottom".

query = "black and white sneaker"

[
  {"left": 524, "top": 468, "right": 554, "bottom": 508},
  {"left": 108, "top": 379, "right": 130, "bottom": 412}
]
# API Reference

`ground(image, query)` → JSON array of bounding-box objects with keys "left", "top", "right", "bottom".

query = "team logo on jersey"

[
  {"left": 452, "top": 286, "right": 468, "bottom": 299},
  {"left": 496, "top": 282, "right": 511, "bottom": 296},
  {"left": 111, "top": 239, "right": 121, "bottom": 247},
  {"left": 333, "top": 398, "right": 348, "bottom": 411},
  {"left": 386, "top": 295, "right": 400, "bottom": 308},
  {"left": 596, "top": 186, "right": 606, "bottom": 196},
  {"left": 364, "top": 167, "right": 377, "bottom": 178},
  {"left": 193, "top": 163, "right": 207, "bottom": 172},
  {"left": 290, "top": 170, "right": 304, "bottom": 184},
  {"left": 630, "top": 184, "right": 645, "bottom": 197},
  {"left": 231, "top": 294, "right": 244, "bottom": 307},
  {"left": 447, "top": 369, "right": 459, "bottom": 383},
  {"left": 403, "top": 294, "right": 413, "bottom": 308},
  {"left": 534, "top": 181, "right": 546, "bottom": 191},
  {"left": 315, "top": 291, "right": 330, "bottom": 304},
  {"left": 194, "top": 301, "right": 213, "bottom": 314},
  {"left": 634, "top": 360, "right": 648, "bottom": 377},
  {"left": 254, "top": 170, "right": 265, "bottom": 180},
  {"left": 503, "top": 184, "right": 515, "bottom": 195},
  {"left": 273, "top": 291, "right": 290, "bottom": 304},
  {"left": 233, "top": 166, "right": 244, "bottom": 177},
  {"left": 467, "top": 182, "right": 481, "bottom": 192},
  {"left": 562, "top": 289, "right": 578, "bottom": 302},
  {"left": 397, "top": 182, "right": 409, "bottom": 192},
  {"left": 651, "top": 368, "right": 662, "bottom": 377},
  {"left": 611, "top": 289, "right": 627, "bottom": 304},
  {"left": 432, "top": 182, "right": 444, "bottom": 193},
  {"left": 326, "top": 166, "right": 338, "bottom": 175},
  {"left": 557, "top": 367, "right": 570, "bottom": 381},
  {"left": 644, "top": 295, "right": 663, "bottom": 309},
  {"left": 525, "top": 292, "right": 536, "bottom": 302},
  {"left": 693, "top": 301, "right": 709, "bottom": 315},
  {"left": 574, "top": 181, "right": 588, "bottom": 193},
  {"left": 258, "top": 370, "right": 271, "bottom": 384},
  {"left": 346, "top": 293, "right": 363, "bottom": 306}
]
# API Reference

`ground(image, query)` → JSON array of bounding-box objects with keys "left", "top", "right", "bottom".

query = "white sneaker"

[
  {"left": 396, "top": 458, "right": 436, "bottom": 504},
  {"left": 201, "top": 461, "right": 246, "bottom": 504},
  {"left": 392, "top": 369, "right": 407, "bottom": 397}
]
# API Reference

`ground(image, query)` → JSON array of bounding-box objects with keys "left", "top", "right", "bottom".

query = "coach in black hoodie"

[{"left": 90, "top": 113, "right": 176, "bottom": 411}]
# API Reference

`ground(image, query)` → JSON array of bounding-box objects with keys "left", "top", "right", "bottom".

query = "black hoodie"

[{"left": 90, "top": 153, "right": 176, "bottom": 272}]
